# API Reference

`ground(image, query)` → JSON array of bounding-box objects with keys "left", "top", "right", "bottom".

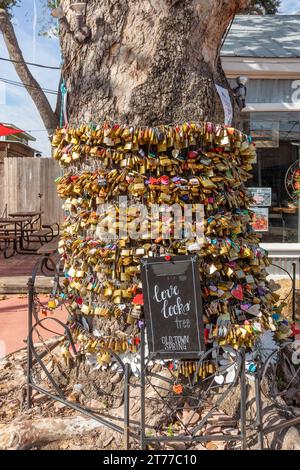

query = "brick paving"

[
  {"left": 0, "top": 240, "right": 66, "bottom": 358},
  {"left": 0, "top": 240, "right": 61, "bottom": 293},
  {"left": 0, "top": 237, "right": 60, "bottom": 277},
  {"left": 0, "top": 252, "right": 41, "bottom": 277},
  {"left": 0, "top": 240, "right": 59, "bottom": 277},
  {"left": 0, "top": 295, "right": 67, "bottom": 357}
]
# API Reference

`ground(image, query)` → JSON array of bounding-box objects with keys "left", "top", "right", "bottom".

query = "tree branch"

[{"left": 0, "top": 8, "right": 59, "bottom": 135}]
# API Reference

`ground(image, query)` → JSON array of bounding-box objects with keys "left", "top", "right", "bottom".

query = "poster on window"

[
  {"left": 250, "top": 120, "right": 279, "bottom": 148},
  {"left": 248, "top": 188, "right": 272, "bottom": 207},
  {"left": 252, "top": 208, "right": 269, "bottom": 232}
]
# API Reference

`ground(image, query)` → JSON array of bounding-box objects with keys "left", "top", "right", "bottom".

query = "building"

[
  {"left": 0, "top": 124, "right": 38, "bottom": 215},
  {"left": 0, "top": 123, "right": 37, "bottom": 159},
  {"left": 222, "top": 15, "right": 300, "bottom": 277}
]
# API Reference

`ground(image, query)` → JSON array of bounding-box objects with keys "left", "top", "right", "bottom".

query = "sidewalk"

[
  {"left": 0, "top": 295, "right": 67, "bottom": 358},
  {"left": 0, "top": 250, "right": 58, "bottom": 294}
]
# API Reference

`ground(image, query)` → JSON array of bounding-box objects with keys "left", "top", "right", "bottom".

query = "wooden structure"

[
  {"left": 3, "top": 158, "right": 63, "bottom": 226},
  {"left": 0, "top": 125, "right": 38, "bottom": 213}
]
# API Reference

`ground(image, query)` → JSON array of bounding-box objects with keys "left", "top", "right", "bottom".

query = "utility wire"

[
  {"left": 0, "top": 77, "right": 58, "bottom": 95},
  {"left": 0, "top": 77, "right": 58, "bottom": 94},
  {"left": 0, "top": 56, "right": 61, "bottom": 70}
]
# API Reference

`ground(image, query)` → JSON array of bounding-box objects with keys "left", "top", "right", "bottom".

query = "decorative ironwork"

[
  {"left": 27, "top": 255, "right": 132, "bottom": 447},
  {"left": 285, "top": 160, "right": 300, "bottom": 202},
  {"left": 26, "top": 254, "right": 300, "bottom": 450}
]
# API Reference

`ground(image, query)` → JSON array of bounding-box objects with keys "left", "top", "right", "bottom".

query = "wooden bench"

[
  {"left": 29, "top": 229, "right": 53, "bottom": 245},
  {"left": 37, "top": 239, "right": 60, "bottom": 276},
  {"left": 25, "top": 225, "right": 59, "bottom": 239},
  {"left": 32, "top": 229, "right": 52, "bottom": 237},
  {"left": 42, "top": 223, "right": 60, "bottom": 238},
  {"left": 37, "top": 239, "right": 59, "bottom": 256}
]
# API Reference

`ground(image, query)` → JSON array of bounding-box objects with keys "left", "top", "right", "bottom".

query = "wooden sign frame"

[{"left": 141, "top": 255, "right": 205, "bottom": 358}]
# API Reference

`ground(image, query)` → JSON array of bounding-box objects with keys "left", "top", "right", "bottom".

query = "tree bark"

[
  {"left": 0, "top": 416, "right": 105, "bottom": 450},
  {"left": 60, "top": 0, "right": 249, "bottom": 126},
  {"left": 0, "top": 8, "right": 58, "bottom": 134}
]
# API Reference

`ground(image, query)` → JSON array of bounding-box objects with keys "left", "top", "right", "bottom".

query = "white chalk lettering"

[
  {"left": 153, "top": 284, "right": 179, "bottom": 303},
  {"left": 175, "top": 318, "right": 191, "bottom": 329},
  {"left": 161, "top": 297, "right": 191, "bottom": 319},
  {"left": 161, "top": 335, "right": 190, "bottom": 351}
]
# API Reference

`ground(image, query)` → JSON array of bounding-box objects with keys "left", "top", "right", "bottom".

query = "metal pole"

[
  {"left": 29, "top": 383, "right": 125, "bottom": 434},
  {"left": 140, "top": 322, "right": 146, "bottom": 450},
  {"left": 258, "top": 154, "right": 262, "bottom": 187},
  {"left": 297, "top": 116, "right": 300, "bottom": 245},
  {"left": 240, "top": 348, "right": 247, "bottom": 450},
  {"left": 27, "top": 277, "right": 34, "bottom": 409},
  {"left": 263, "top": 416, "right": 300, "bottom": 436},
  {"left": 124, "top": 363, "right": 130, "bottom": 450},
  {"left": 292, "top": 262, "right": 296, "bottom": 322},
  {"left": 255, "top": 365, "right": 264, "bottom": 450}
]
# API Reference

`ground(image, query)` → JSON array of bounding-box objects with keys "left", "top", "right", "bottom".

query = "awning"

[{"left": 0, "top": 124, "right": 24, "bottom": 137}]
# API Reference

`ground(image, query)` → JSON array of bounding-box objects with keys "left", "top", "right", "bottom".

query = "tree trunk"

[
  {"left": 0, "top": 416, "right": 105, "bottom": 450},
  {"left": 60, "top": 0, "right": 249, "bottom": 126}
]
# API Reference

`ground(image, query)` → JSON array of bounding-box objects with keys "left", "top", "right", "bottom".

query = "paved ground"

[
  {"left": 0, "top": 238, "right": 60, "bottom": 277},
  {"left": 0, "top": 241, "right": 67, "bottom": 359},
  {"left": 0, "top": 252, "right": 40, "bottom": 277},
  {"left": 0, "top": 276, "right": 54, "bottom": 294},
  {"left": 0, "top": 242, "right": 61, "bottom": 293},
  {"left": 0, "top": 294, "right": 67, "bottom": 358}
]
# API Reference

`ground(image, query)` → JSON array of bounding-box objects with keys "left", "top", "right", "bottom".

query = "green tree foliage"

[
  {"left": 251, "top": 0, "right": 281, "bottom": 14},
  {"left": 0, "top": 0, "right": 19, "bottom": 11},
  {"left": 0, "top": 0, "right": 15, "bottom": 8},
  {"left": 0, "top": 1, "right": 60, "bottom": 36},
  {"left": 40, "top": 1, "right": 60, "bottom": 37}
]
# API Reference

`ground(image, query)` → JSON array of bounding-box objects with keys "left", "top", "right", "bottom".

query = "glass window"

[{"left": 238, "top": 112, "right": 300, "bottom": 243}]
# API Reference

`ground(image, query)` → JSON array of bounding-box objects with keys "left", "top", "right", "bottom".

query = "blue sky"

[
  {"left": 0, "top": 0, "right": 300, "bottom": 156},
  {"left": 280, "top": 0, "right": 300, "bottom": 13},
  {"left": 0, "top": 0, "right": 60, "bottom": 156}
]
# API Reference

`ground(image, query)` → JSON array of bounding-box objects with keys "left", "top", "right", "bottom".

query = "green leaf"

[
  {"left": 0, "top": 0, "right": 20, "bottom": 16},
  {"left": 167, "top": 424, "right": 174, "bottom": 437},
  {"left": 241, "top": 1, "right": 281, "bottom": 14}
]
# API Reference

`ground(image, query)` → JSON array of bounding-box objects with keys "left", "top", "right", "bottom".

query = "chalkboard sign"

[{"left": 141, "top": 255, "right": 205, "bottom": 358}]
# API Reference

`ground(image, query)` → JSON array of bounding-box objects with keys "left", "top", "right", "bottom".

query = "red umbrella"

[{"left": 0, "top": 124, "right": 24, "bottom": 137}]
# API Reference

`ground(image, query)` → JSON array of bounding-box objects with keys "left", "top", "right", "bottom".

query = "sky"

[
  {"left": 0, "top": 0, "right": 60, "bottom": 156},
  {"left": 0, "top": 0, "right": 300, "bottom": 156},
  {"left": 280, "top": 0, "right": 300, "bottom": 13}
]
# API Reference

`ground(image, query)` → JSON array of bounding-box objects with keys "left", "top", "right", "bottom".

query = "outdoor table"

[
  {"left": 9, "top": 211, "right": 43, "bottom": 217},
  {"left": 9, "top": 211, "right": 43, "bottom": 230},
  {"left": 0, "top": 217, "right": 33, "bottom": 254}
]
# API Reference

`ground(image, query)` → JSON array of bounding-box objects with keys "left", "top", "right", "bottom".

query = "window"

[{"left": 239, "top": 112, "right": 300, "bottom": 243}]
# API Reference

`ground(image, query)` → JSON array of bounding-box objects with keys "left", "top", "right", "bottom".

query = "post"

[
  {"left": 124, "top": 363, "right": 130, "bottom": 450},
  {"left": 292, "top": 262, "right": 296, "bottom": 322},
  {"left": 240, "top": 348, "right": 247, "bottom": 450},
  {"left": 255, "top": 364, "right": 264, "bottom": 450},
  {"left": 140, "top": 322, "right": 146, "bottom": 450},
  {"left": 27, "top": 277, "right": 34, "bottom": 409}
]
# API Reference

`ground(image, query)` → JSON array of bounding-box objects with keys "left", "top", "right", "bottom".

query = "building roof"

[
  {"left": 222, "top": 15, "right": 300, "bottom": 59},
  {"left": 0, "top": 123, "right": 36, "bottom": 142}
]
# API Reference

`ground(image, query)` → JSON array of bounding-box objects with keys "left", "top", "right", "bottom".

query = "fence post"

[{"left": 27, "top": 277, "right": 34, "bottom": 410}]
